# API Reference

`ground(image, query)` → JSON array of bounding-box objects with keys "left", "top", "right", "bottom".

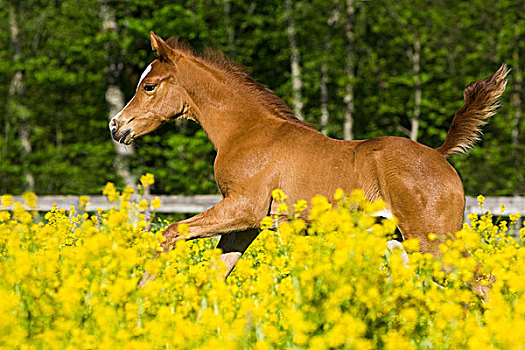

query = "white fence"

[
  {"left": 6, "top": 194, "right": 525, "bottom": 215},
  {"left": 464, "top": 196, "right": 525, "bottom": 216},
  {"left": 8, "top": 194, "right": 223, "bottom": 213},
  {"left": 5, "top": 194, "right": 524, "bottom": 235}
]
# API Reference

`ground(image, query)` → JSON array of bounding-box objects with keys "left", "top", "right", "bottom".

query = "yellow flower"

[
  {"left": 122, "top": 186, "right": 135, "bottom": 202},
  {"left": 399, "top": 308, "right": 418, "bottom": 331},
  {"left": 253, "top": 340, "right": 270, "bottom": 350},
  {"left": 1, "top": 183, "right": 525, "bottom": 349},
  {"left": 123, "top": 186, "right": 135, "bottom": 196},
  {"left": 277, "top": 203, "right": 288, "bottom": 214},
  {"left": 271, "top": 189, "right": 287, "bottom": 202},
  {"left": 292, "top": 219, "right": 306, "bottom": 234},
  {"left": 333, "top": 188, "right": 345, "bottom": 201},
  {"left": 349, "top": 189, "right": 367, "bottom": 205},
  {"left": 1, "top": 194, "right": 13, "bottom": 208},
  {"left": 293, "top": 199, "right": 308, "bottom": 213},
  {"left": 22, "top": 191, "right": 38, "bottom": 208},
  {"left": 178, "top": 223, "right": 189, "bottom": 236},
  {"left": 403, "top": 238, "right": 420, "bottom": 253},
  {"left": 0, "top": 211, "right": 10, "bottom": 222},
  {"left": 293, "top": 331, "right": 308, "bottom": 346},
  {"left": 309, "top": 195, "right": 332, "bottom": 221},
  {"left": 103, "top": 182, "right": 119, "bottom": 202},
  {"left": 140, "top": 173, "right": 155, "bottom": 187},
  {"left": 477, "top": 194, "right": 485, "bottom": 206},
  {"left": 260, "top": 216, "right": 274, "bottom": 230},
  {"left": 151, "top": 197, "right": 161, "bottom": 209},
  {"left": 384, "top": 331, "right": 416, "bottom": 350},
  {"left": 138, "top": 199, "right": 149, "bottom": 211},
  {"left": 278, "top": 222, "right": 293, "bottom": 244},
  {"left": 509, "top": 213, "right": 521, "bottom": 222},
  {"left": 78, "top": 196, "right": 90, "bottom": 210}
]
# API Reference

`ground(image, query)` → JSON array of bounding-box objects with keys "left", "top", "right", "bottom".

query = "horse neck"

[{"left": 178, "top": 59, "right": 275, "bottom": 151}]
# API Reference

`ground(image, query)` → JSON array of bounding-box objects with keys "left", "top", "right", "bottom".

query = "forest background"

[{"left": 1, "top": 0, "right": 523, "bottom": 197}]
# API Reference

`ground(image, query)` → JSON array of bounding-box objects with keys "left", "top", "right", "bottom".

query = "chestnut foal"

[{"left": 109, "top": 32, "right": 508, "bottom": 286}]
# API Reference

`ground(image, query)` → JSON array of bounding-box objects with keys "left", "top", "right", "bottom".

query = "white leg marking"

[
  {"left": 386, "top": 240, "right": 409, "bottom": 267},
  {"left": 368, "top": 207, "right": 408, "bottom": 267},
  {"left": 367, "top": 208, "right": 395, "bottom": 234},
  {"left": 371, "top": 208, "right": 394, "bottom": 220}
]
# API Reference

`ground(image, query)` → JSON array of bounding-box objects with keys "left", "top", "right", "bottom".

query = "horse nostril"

[{"left": 109, "top": 119, "right": 118, "bottom": 134}]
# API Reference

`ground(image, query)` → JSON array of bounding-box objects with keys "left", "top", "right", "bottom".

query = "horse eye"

[{"left": 144, "top": 84, "right": 156, "bottom": 92}]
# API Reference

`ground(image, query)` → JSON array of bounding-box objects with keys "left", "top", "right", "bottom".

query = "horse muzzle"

[
  {"left": 109, "top": 118, "right": 118, "bottom": 135},
  {"left": 109, "top": 118, "right": 134, "bottom": 144},
  {"left": 114, "top": 129, "right": 133, "bottom": 144}
]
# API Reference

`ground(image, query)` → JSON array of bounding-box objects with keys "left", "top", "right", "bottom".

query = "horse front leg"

[
  {"left": 138, "top": 196, "right": 267, "bottom": 287},
  {"left": 216, "top": 229, "right": 259, "bottom": 279}
]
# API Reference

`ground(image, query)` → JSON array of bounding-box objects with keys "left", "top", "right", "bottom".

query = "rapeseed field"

[{"left": 1, "top": 176, "right": 524, "bottom": 349}]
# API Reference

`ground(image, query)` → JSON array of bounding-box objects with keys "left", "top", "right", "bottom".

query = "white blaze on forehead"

[
  {"left": 136, "top": 63, "right": 153, "bottom": 91},
  {"left": 109, "top": 63, "right": 153, "bottom": 130},
  {"left": 111, "top": 97, "right": 134, "bottom": 122},
  {"left": 121, "top": 63, "right": 152, "bottom": 113}
]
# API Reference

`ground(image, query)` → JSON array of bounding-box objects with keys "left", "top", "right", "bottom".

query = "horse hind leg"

[
  {"left": 395, "top": 211, "right": 495, "bottom": 299},
  {"left": 371, "top": 208, "right": 403, "bottom": 240},
  {"left": 386, "top": 188, "right": 464, "bottom": 257},
  {"left": 216, "top": 229, "right": 259, "bottom": 279},
  {"left": 395, "top": 213, "right": 461, "bottom": 258},
  {"left": 370, "top": 209, "right": 408, "bottom": 265}
]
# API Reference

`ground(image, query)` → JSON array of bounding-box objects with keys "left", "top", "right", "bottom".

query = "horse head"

[{"left": 109, "top": 32, "right": 194, "bottom": 144}]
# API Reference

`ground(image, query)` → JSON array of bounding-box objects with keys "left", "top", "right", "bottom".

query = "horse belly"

[{"left": 274, "top": 144, "right": 360, "bottom": 211}]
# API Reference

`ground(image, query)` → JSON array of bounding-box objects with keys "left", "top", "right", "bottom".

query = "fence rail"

[
  {"left": 7, "top": 195, "right": 222, "bottom": 213},
  {"left": 6, "top": 195, "right": 525, "bottom": 216}
]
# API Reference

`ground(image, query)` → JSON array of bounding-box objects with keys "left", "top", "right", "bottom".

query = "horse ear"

[{"left": 150, "top": 31, "right": 178, "bottom": 63}]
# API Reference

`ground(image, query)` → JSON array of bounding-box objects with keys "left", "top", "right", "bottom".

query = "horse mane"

[{"left": 165, "top": 37, "right": 314, "bottom": 129}]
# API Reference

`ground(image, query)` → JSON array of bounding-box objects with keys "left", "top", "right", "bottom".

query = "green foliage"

[
  {"left": 0, "top": 0, "right": 523, "bottom": 196},
  {"left": 134, "top": 123, "right": 217, "bottom": 195}
]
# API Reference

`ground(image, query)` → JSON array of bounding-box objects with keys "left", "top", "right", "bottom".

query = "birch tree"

[
  {"left": 385, "top": 2, "right": 426, "bottom": 142},
  {"left": 223, "top": 0, "right": 236, "bottom": 60},
  {"left": 99, "top": 1, "right": 135, "bottom": 188},
  {"left": 285, "top": 0, "right": 304, "bottom": 120},
  {"left": 319, "top": 0, "right": 340, "bottom": 135},
  {"left": 8, "top": 3, "right": 34, "bottom": 190},
  {"left": 407, "top": 33, "right": 421, "bottom": 141},
  {"left": 342, "top": 0, "right": 355, "bottom": 140},
  {"left": 320, "top": 47, "right": 329, "bottom": 134},
  {"left": 511, "top": 50, "right": 522, "bottom": 145}
]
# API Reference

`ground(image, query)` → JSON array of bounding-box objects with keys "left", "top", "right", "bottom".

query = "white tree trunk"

[
  {"left": 285, "top": 0, "right": 304, "bottom": 120},
  {"left": 223, "top": 0, "right": 236, "bottom": 60},
  {"left": 511, "top": 49, "right": 522, "bottom": 145},
  {"left": 409, "top": 34, "right": 421, "bottom": 142},
  {"left": 321, "top": 0, "right": 341, "bottom": 135},
  {"left": 343, "top": 0, "right": 355, "bottom": 141},
  {"left": 100, "top": 1, "right": 135, "bottom": 188},
  {"left": 9, "top": 4, "right": 34, "bottom": 190},
  {"left": 320, "top": 57, "right": 329, "bottom": 135}
]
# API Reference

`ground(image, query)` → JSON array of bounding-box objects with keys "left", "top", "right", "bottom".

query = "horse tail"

[{"left": 436, "top": 64, "right": 509, "bottom": 158}]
